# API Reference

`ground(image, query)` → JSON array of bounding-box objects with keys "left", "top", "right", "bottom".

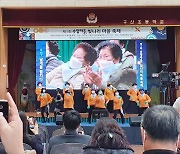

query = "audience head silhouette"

[
  {"left": 83, "top": 117, "right": 133, "bottom": 154},
  {"left": 141, "top": 105, "right": 180, "bottom": 152},
  {"left": 63, "top": 110, "right": 81, "bottom": 130}
]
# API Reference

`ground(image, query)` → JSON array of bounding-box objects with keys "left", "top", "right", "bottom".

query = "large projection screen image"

[
  {"left": 19, "top": 27, "right": 167, "bottom": 90},
  {"left": 36, "top": 40, "right": 147, "bottom": 90}
]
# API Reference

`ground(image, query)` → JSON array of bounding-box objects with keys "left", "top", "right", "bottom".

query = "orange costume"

[
  {"left": 35, "top": 87, "right": 42, "bottom": 99},
  {"left": 37, "top": 93, "right": 53, "bottom": 107},
  {"left": 82, "top": 88, "right": 91, "bottom": 100},
  {"left": 113, "top": 96, "right": 123, "bottom": 110},
  {"left": 104, "top": 87, "right": 116, "bottom": 100},
  {"left": 88, "top": 95, "right": 97, "bottom": 107},
  {"left": 137, "top": 94, "right": 151, "bottom": 108},
  {"left": 95, "top": 95, "right": 109, "bottom": 109},
  {"left": 127, "top": 89, "right": 140, "bottom": 102},
  {"left": 63, "top": 88, "right": 74, "bottom": 109}
]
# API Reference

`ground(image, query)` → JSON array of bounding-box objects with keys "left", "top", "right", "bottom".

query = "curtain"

[{"left": 8, "top": 28, "right": 26, "bottom": 102}]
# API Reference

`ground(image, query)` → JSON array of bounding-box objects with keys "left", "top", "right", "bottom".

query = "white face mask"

[
  {"left": 42, "top": 90, "right": 46, "bottom": 93},
  {"left": 99, "top": 60, "right": 114, "bottom": 70},
  {"left": 115, "top": 93, "right": 119, "bottom": 96},
  {"left": 66, "top": 85, "right": 70, "bottom": 88},
  {"left": 69, "top": 56, "right": 83, "bottom": 69},
  {"left": 133, "top": 86, "right": 137, "bottom": 90}
]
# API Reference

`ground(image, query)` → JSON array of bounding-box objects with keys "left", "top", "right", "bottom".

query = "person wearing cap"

[
  {"left": 37, "top": 87, "right": 53, "bottom": 122},
  {"left": 137, "top": 88, "right": 151, "bottom": 116},
  {"left": 87, "top": 89, "right": 98, "bottom": 123},
  {"left": 82, "top": 83, "right": 92, "bottom": 112},
  {"left": 126, "top": 83, "right": 140, "bottom": 113},
  {"left": 104, "top": 83, "right": 116, "bottom": 113},
  {"left": 113, "top": 91, "right": 125, "bottom": 124},
  {"left": 54, "top": 88, "right": 63, "bottom": 118},
  {"left": 63, "top": 82, "right": 74, "bottom": 111}
]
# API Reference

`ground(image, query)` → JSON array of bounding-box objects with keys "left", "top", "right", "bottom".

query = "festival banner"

[
  {"left": 36, "top": 41, "right": 46, "bottom": 87},
  {"left": 136, "top": 40, "right": 147, "bottom": 90},
  {"left": 19, "top": 27, "right": 166, "bottom": 40}
]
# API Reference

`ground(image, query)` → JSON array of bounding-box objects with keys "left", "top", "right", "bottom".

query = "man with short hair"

[
  {"left": 49, "top": 110, "right": 91, "bottom": 153},
  {"left": 141, "top": 105, "right": 180, "bottom": 154}
]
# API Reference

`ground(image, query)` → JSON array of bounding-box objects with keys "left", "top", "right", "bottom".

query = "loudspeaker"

[
  {"left": 56, "top": 115, "right": 63, "bottom": 125},
  {"left": 130, "top": 116, "right": 142, "bottom": 126}
]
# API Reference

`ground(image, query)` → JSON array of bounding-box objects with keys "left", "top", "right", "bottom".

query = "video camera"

[{"left": 152, "top": 62, "right": 180, "bottom": 89}]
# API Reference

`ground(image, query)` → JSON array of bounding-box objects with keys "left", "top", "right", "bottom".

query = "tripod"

[{"left": 160, "top": 83, "right": 171, "bottom": 105}]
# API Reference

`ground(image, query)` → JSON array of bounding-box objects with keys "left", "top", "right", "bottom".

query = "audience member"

[
  {"left": 0, "top": 93, "right": 24, "bottom": 154},
  {"left": 173, "top": 97, "right": 180, "bottom": 153},
  {"left": 173, "top": 97, "right": 180, "bottom": 113},
  {"left": 83, "top": 117, "right": 134, "bottom": 154},
  {"left": 49, "top": 110, "right": 91, "bottom": 153},
  {"left": 141, "top": 105, "right": 180, "bottom": 154},
  {"left": 19, "top": 112, "right": 43, "bottom": 154}
]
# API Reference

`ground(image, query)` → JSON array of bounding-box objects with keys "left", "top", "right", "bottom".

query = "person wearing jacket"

[
  {"left": 104, "top": 83, "right": 116, "bottom": 113},
  {"left": 113, "top": 91, "right": 125, "bottom": 124},
  {"left": 137, "top": 88, "right": 151, "bottom": 116},
  {"left": 126, "top": 83, "right": 140, "bottom": 113},
  {"left": 19, "top": 112, "right": 43, "bottom": 154},
  {"left": 87, "top": 89, "right": 97, "bottom": 123},
  {"left": 82, "top": 83, "right": 92, "bottom": 112},
  {"left": 63, "top": 82, "right": 74, "bottom": 111},
  {"left": 37, "top": 87, "right": 53, "bottom": 122},
  {"left": 46, "top": 42, "right": 97, "bottom": 89},
  {"left": 83, "top": 117, "right": 134, "bottom": 154},
  {"left": 46, "top": 41, "right": 63, "bottom": 73}
]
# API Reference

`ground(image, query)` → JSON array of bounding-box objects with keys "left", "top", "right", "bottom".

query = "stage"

[{"left": 26, "top": 112, "right": 142, "bottom": 145}]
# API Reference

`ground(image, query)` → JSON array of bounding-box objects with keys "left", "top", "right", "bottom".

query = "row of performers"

[{"left": 35, "top": 82, "right": 151, "bottom": 123}]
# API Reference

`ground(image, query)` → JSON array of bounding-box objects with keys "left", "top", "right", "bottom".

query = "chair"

[
  {"left": 52, "top": 126, "right": 84, "bottom": 137},
  {"left": 38, "top": 125, "right": 49, "bottom": 143},
  {"left": 92, "top": 109, "right": 109, "bottom": 119},
  {"left": 50, "top": 143, "right": 86, "bottom": 154}
]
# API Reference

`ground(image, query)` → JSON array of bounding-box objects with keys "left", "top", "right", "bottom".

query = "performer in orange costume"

[
  {"left": 87, "top": 89, "right": 97, "bottom": 123},
  {"left": 37, "top": 87, "right": 53, "bottom": 122},
  {"left": 113, "top": 91, "right": 125, "bottom": 124},
  {"left": 104, "top": 83, "right": 116, "bottom": 113},
  {"left": 63, "top": 82, "right": 74, "bottom": 111},
  {"left": 82, "top": 83, "right": 91, "bottom": 112},
  {"left": 137, "top": 88, "right": 151, "bottom": 116},
  {"left": 95, "top": 90, "right": 109, "bottom": 109},
  {"left": 126, "top": 83, "right": 140, "bottom": 114}
]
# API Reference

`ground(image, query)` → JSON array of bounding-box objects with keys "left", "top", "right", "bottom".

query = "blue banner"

[
  {"left": 36, "top": 41, "right": 46, "bottom": 87},
  {"left": 136, "top": 40, "right": 147, "bottom": 90}
]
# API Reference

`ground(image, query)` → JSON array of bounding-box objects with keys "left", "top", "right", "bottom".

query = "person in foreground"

[
  {"left": 0, "top": 92, "right": 24, "bottom": 154},
  {"left": 141, "top": 105, "right": 180, "bottom": 154},
  {"left": 19, "top": 112, "right": 43, "bottom": 154},
  {"left": 83, "top": 117, "right": 134, "bottom": 154},
  {"left": 49, "top": 110, "right": 91, "bottom": 153}
]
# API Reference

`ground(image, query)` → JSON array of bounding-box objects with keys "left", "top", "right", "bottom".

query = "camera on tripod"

[{"left": 152, "top": 62, "right": 180, "bottom": 90}]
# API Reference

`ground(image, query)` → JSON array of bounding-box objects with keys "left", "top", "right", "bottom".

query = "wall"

[{"left": 0, "top": 0, "right": 180, "bottom": 7}]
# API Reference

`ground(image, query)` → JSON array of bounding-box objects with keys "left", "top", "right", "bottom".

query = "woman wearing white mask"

[
  {"left": 82, "top": 83, "right": 92, "bottom": 112},
  {"left": 46, "top": 42, "right": 97, "bottom": 89},
  {"left": 113, "top": 91, "right": 125, "bottom": 124},
  {"left": 37, "top": 87, "right": 53, "bottom": 122},
  {"left": 126, "top": 83, "right": 140, "bottom": 114},
  {"left": 137, "top": 88, "right": 151, "bottom": 116},
  {"left": 84, "top": 41, "right": 136, "bottom": 90},
  {"left": 87, "top": 89, "right": 97, "bottom": 123}
]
